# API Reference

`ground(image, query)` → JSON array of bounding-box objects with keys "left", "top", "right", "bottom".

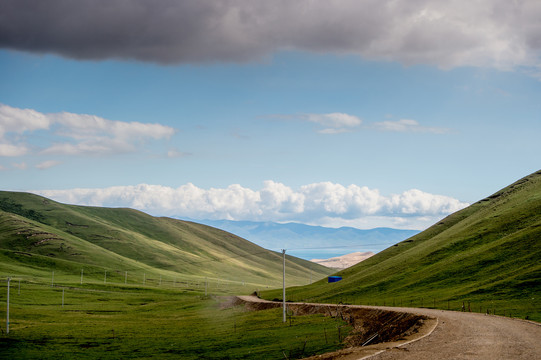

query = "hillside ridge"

[
  {"left": 261, "top": 170, "right": 541, "bottom": 321},
  {"left": 0, "top": 191, "right": 333, "bottom": 287}
]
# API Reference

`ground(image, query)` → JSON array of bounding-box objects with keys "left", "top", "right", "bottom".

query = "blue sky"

[{"left": 1, "top": 0, "right": 540, "bottom": 231}]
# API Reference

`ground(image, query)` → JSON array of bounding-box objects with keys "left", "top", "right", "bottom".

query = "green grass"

[
  {"left": 0, "top": 191, "right": 344, "bottom": 358},
  {"left": 0, "top": 191, "right": 334, "bottom": 290},
  {"left": 261, "top": 170, "right": 541, "bottom": 322},
  {"left": 0, "top": 279, "right": 349, "bottom": 359}
]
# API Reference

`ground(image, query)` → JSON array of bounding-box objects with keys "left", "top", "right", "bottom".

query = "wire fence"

[
  {"left": 290, "top": 294, "right": 539, "bottom": 321},
  {"left": 0, "top": 277, "right": 349, "bottom": 359},
  {"left": 3, "top": 275, "right": 537, "bottom": 358},
  {"left": 0, "top": 267, "right": 276, "bottom": 294}
]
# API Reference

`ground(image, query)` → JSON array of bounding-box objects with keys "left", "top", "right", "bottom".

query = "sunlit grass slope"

[
  {"left": 0, "top": 191, "right": 333, "bottom": 289},
  {"left": 262, "top": 170, "right": 541, "bottom": 321}
]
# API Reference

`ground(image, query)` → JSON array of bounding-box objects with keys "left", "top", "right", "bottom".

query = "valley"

[{"left": 1, "top": 170, "right": 540, "bottom": 359}]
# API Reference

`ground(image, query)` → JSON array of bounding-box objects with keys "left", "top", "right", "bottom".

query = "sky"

[{"left": 1, "top": 0, "right": 540, "bottom": 231}]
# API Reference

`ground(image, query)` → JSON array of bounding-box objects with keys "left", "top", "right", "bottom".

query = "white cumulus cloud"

[
  {"left": 0, "top": 104, "right": 176, "bottom": 157},
  {"left": 0, "top": 104, "right": 50, "bottom": 137},
  {"left": 387, "top": 189, "right": 467, "bottom": 215},
  {"left": 34, "top": 181, "right": 469, "bottom": 230}
]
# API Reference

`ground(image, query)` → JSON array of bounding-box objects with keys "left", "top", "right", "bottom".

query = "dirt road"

[
  {"left": 237, "top": 296, "right": 541, "bottom": 359},
  {"left": 362, "top": 305, "right": 541, "bottom": 360}
]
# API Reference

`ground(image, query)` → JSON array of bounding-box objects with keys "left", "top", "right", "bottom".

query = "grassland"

[
  {"left": 261, "top": 170, "right": 541, "bottom": 322},
  {"left": 0, "top": 278, "right": 349, "bottom": 359},
  {"left": 0, "top": 191, "right": 344, "bottom": 358},
  {"left": 2, "top": 169, "right": 540, "bottom": 358}
]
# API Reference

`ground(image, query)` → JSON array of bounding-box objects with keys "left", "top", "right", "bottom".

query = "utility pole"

[
  {"left": 6, "top": 277, "right": 10, "bottom": 334},
  {"left": 282, "top": 249, "right": 286, "bottom": 323}
]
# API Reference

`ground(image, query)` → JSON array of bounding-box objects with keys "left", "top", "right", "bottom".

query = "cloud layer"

[
  {"left": 306, "top": 113, "right": 362, "bottom": 134},
  {"left": 281, "top": 113, "right": 448, "bottom": 135},
  {"left": 0, "top": 104, "right": 175, "bottom": 158},
  {"left": 373, "top": 119, "right": 450, "bottom": 134},
  {"left": 1, "top": 0, "right": 540, "bottom": 71},
  {"left": 35, "top": 181, "right": 469, "bottom": 229}
]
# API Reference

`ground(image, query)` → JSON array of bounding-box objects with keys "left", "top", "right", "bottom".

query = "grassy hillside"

[
  {"left": 0, "top": 191, "right": 333, "bottom": 289},
  {"left": 0, "top": 192, "right": 346, "bottom": 359},
  {"left": 261, "top": 170, "right": 541, "bottom": 321}
]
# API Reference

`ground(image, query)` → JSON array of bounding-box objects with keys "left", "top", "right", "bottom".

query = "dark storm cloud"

[{"left": 1, "top": 0, "right": 540, "bottom": 69}]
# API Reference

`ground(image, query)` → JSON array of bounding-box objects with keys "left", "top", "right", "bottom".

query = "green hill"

[
  {"left": 262, "top": 170, "right": 541, "bottom": 321},
  {"left": 0, "top": 191, "right": 333, "bottom": 289}
]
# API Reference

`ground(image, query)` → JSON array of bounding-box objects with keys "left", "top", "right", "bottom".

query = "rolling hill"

[
  {"left": 261, "top": 170, "right": 541, "bottom": 321},
  {"left": 0, "top": 191, "right": 333, "bottom": 288}
]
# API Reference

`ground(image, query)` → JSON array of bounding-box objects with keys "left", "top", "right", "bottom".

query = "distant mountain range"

[{"left": 181, "top": 219, "right": 419, "bottom": 260}]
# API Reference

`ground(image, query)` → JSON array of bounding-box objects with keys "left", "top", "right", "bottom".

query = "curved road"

[
  {"left": 237, "top": 296, "right": 541, "bottom": 359},
  {"left": 364, "top": 306, "right": 541, "bottom": 360}
]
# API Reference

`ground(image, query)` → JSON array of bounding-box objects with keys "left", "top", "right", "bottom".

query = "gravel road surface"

[
  {"left": 237, "top": 296, "right": 541, "bottom": 359},
  {"left": 364, "top": 306, "right": 541, "bottom": 360}
]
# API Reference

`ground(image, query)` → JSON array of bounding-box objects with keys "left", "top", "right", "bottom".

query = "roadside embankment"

[
  {"left": 235, "top": 296, "right": 541, "bottom": 359},
  {"left": 234, "top": 295, "right": 436, "bottom": 359}
]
